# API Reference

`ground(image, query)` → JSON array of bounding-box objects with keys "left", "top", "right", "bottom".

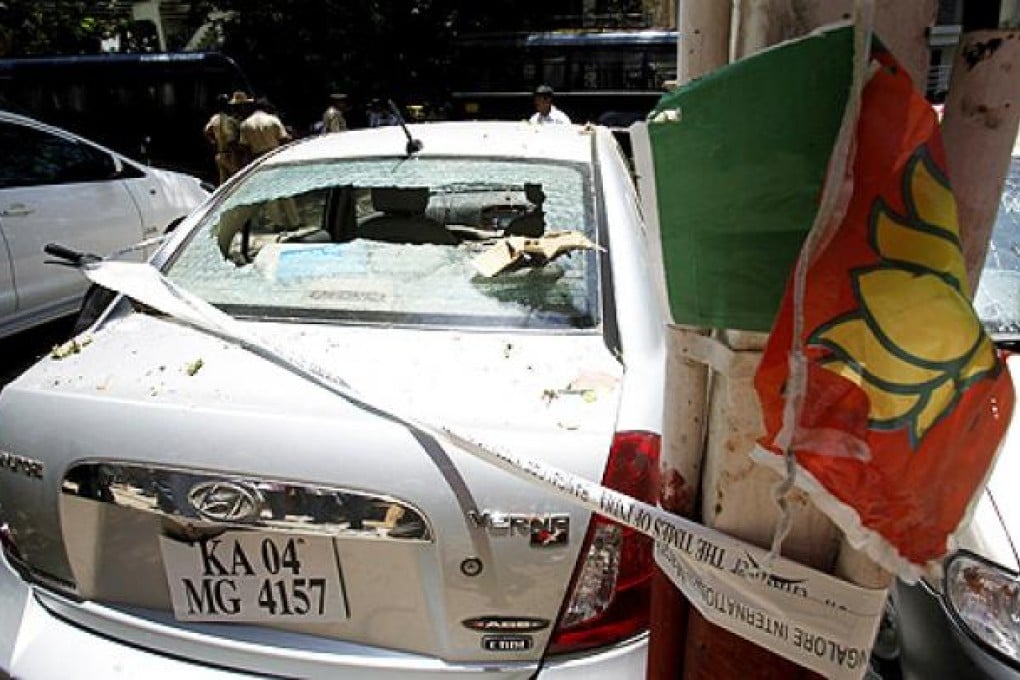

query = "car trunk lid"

[{"left": 0, "top": 313, "right": 623, "bottom": 672}]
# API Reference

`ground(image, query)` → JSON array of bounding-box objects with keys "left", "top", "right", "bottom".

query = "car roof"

[
  {"left": 0, "top": 109, "right": 126, "bottom": 159},
  {"left": 0, "top": 108, "right": 56, "bottom": 130},
  {"left": 267, "top": 121, "right": 595, "bottom": 166}
]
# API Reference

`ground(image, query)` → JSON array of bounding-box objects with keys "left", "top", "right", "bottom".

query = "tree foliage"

[
  {"left": 0, "top": 0, "right": 656, "bottom": 129},
  {"left": 0, "top": 0, "right": 157, "bottom": 56},
  {"left": 198, "top": 0, "right": 645, "bottom": 128},
  {"left": 195, "top": 0, "right": 467, "bottom": 128}
]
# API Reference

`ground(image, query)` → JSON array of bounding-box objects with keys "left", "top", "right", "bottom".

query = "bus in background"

[
  {"left": 0, "top": 52, "right": 252, "bottom": 181},
  {"left": 450, "top": 30, "right": 677, "bottom": 127}
]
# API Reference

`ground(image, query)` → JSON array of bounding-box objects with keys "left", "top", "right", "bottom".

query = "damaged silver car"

[{"left": 0, "top": 121, "right": 665, "bottom": 678}]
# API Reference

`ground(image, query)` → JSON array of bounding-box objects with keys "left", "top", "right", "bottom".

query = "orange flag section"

[{"left": 755, "top": 51, "right": 1015, "bottom": 570}]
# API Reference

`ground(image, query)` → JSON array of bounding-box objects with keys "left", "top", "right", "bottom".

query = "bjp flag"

[{"left": 754, "top": 44, "right": 1015, "bottom": 577}]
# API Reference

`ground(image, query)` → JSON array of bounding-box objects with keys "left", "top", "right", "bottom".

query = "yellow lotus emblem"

[{"left": 810, "top": 147, "right": 998, "bottom": 446}]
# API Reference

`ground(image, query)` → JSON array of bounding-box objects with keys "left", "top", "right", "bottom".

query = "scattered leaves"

[
  {"left": 50, "top": 335, "right": 92, "bottom": 360},
  {"left": 185, "top": 359, "right": 204, "bottom": 376},
  {"left": 543, "top": 387, "right": 599, "bottom": 404}
]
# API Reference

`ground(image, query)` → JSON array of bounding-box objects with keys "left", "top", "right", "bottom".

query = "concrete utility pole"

[
  {"left": 676, "top": 0, "right": 732, "bottom": 83},
  {"left": 732, "top": 0, "right": 937, "bottom": 90},
  {"left": 648, "top": 1, "right": 1020, "bottom": 678},
  {"left": 941, "top": 0, "right": 1020, "bottom": 289},
  {"left": 647, "top": 3, "right": 731, "bottom": 678},
  {"left": 682, "top": 331, "right": 838, "bottom": 680},
  {"left": 650, "top": 1, "right": 936, "bottom": 678},
  {"left": 686, "top": 2, "right": 918, "bottom": 677}
]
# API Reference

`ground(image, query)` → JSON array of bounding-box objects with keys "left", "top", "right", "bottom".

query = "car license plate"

[{"left": 159, "top": 532, "right": 347, "bottom": 623}]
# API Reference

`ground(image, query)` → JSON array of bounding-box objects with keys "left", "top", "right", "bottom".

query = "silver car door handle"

[{"left": 1, "top": 204, "right": 33, "bottom": 217}]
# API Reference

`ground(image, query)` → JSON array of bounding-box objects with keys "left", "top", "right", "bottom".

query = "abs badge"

[{"left": 462, "top": 616, "right": 550, "bottom": 633}]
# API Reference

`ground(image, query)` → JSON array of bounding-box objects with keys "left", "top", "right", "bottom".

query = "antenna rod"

[{"left": 388, "top": 99, "right": 423, "bottom": 155}]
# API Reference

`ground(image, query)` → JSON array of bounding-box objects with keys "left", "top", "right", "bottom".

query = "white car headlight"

[{"left": 945, "top": 551, "right": 1020, "bottom": 666}]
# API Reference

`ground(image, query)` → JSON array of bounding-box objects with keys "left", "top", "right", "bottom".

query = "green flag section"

[{"left": 646, "top": 25, "right": 854, "bottom": 331}]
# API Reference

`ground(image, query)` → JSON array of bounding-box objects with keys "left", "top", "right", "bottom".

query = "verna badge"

[
  {"left": 187, "top": 481, "right": 264, "bottom": 523},
  {"left": 0, "top": 450, "right": 44, "bottom": 479},
  {"left": 467, "top": 510, "right": 570, "bottom": 548}
]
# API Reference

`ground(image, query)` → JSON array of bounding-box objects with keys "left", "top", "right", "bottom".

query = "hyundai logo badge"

[{"left": 187, "top": 481, "right": 264, "bottom": 523}]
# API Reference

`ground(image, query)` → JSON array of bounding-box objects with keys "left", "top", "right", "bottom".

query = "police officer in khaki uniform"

[
  {"left": 240, "top": 97, "right": 298, "bottom": 228},
  {"left": 239, "top": 97, "right": 291, "bottom": 158},
  {"left": 203, "top": 93, "right": 242, "bottom": 185},
  {"left": 322, "top": 93, "right": 349, "bottom": 133}
]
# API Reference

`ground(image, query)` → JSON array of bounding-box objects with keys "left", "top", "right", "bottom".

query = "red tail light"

[{"left": 548, "top": 431, "right": 660, "bottom": 654}]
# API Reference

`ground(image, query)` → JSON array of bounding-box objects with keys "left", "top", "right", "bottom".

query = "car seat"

[
  {"left": 503, "top": 183, "right": 546, "bottom": 237},
  {"left": 358, "top": 187, "right": 458, "bottom": 245}
]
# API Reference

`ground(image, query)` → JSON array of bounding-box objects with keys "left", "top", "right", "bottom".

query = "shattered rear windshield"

[{"left": 166, "top": 157, "right": 600, "bottom": 329}]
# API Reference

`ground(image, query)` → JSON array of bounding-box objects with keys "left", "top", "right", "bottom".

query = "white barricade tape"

[
  {"left": 669, "top": 328, "right": 760, "bottom": 380},
  {"left": 441, "top": 430, "right": 885, "bottom": 680},
  {"left": 80, "top": 261, "right": 887, "bottom": 680}
]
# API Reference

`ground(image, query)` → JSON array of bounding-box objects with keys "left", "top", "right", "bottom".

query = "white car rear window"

[{"left": 166, "top": 158, "right": 600, "bottom": 329}]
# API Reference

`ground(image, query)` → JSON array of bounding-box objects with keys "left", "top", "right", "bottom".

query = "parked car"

[
  {"left": 885, "top": 155, "right": 1020, "bottom": 680},
  {"left": 0, "top": 110, "right": 210, "bottom": 339},
  {"left": 0, "top": 122, "right": 665, "bottom": 677}
]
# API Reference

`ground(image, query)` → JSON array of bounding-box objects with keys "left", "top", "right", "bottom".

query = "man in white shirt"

[
  {"left": 203, "top": 93, "right": 241, "bottom": 185},
  {"left": 529, "top": 84, "right": 571, "bottom": 125}
]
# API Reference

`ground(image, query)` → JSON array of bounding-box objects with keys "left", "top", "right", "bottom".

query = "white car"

[
  {"left": 0, "top": 122, "right": 665, "bottom": 677},
  {"left": 0, "top": 110, "right": 210, "bottom": 338}
]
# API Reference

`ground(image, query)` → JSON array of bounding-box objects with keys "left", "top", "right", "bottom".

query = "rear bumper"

[
  {"left": 0, "top": 549, "right": 646, "bottom": 679},
  {"left": 537, "top": 636, "right": 648, "bottom": 678},
  {"left": 1, "top": 589, "right": 241, "bottom": 679}
]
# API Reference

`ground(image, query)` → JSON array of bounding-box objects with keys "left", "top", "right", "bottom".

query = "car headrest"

[{"left": 372, "top": 187, "right": 430, "bottom": 214}]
